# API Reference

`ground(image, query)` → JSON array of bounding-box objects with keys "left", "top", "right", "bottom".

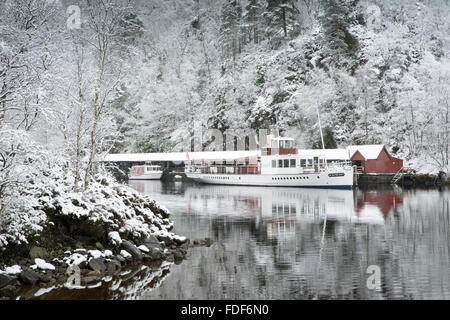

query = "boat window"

[
  {"left": 300, "top": 159, "right": 306, "bottom": 167},
  {"left": 272, "top": 160, "right": 277, "bottom": 168},
  {"left": 291, "top": 206, "right": 296, "bottom": 215},
  {"left": 284, "top": 159, "right": 289, "bottom": 168},
  {"left": 307, "top": 159, "right": 313, "bottom": 166},
  {"left": 290, "top": 159, "right": 296, "bottom": 167},
  {"left": 278, "top": 160, "right": 283, "bottom": 168},
  {"left": 279, "top": 140, "right": 284, "bottom": 148},
  {"left": 319, "top": 159, "right": 324, "bottom": 166}
]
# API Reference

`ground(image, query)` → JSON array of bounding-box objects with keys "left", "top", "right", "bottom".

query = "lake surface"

[
  {"left": 132, "top": 181, "right": 450, "bottom": 300},
  {"left": 29, "top": 182, "right": 450, "bottom": 300}
]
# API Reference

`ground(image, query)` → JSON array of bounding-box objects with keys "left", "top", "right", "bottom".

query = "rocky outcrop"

[
  {"left": 121, "top": 241, "right": 143, "bottom": 262},
  {"left": 0, "top": 274, "right": 15, "bottom": 289},
  {"left": 192, "top": 238, "right": 214, "bottom": 247},
  {"left": 0, "top": 235, "right": 215, "bottom": 300},
  {"left": 88, "top": 258, "right": 107, "bottom": 273},
  {"left": 106, "top": 260, "right": 121, "bottom": 275},
  {"left": 142, "top": 235, "right": 164, "bottom": 251},
  {"left": 19, "top": 270, "right": 40, "bottom": 286},
  {"left": 0, "top": 285, "right": 17, "bottom": 299}
]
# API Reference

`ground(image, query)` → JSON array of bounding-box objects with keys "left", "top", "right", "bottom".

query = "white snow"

[
  {"left": 120, "top": 270, "right": 132, "bottom": 276},
  {"left": 108, "top": 231, "right": 122, "bottom": 246},
  {"left": 104, "top": 250, "right": 113, "bottom": 257},
  {"left": 34, "top": 286, "right": 56, "bottom": 297},
  {"left": 34, "top": 258, "right": 56, "bottom": 271},
  {"left": 171, "top": 235, "right": 187, "bottom": 243},
  {"left": 64, "top": 253, "right": 88, "bottom": 266},
  {"left": 88, "top": 250, "right": 103, "bottom": 259},
  {"left": 120, "top": 250, "right": 132, "bottom": 259},
  {"left": 4, "top": 265, "right": 22, "bottom": 275},
  {"left": 138, "top": 245, "right": 150, "bottom": 253},
  {"left": 87, "top": 282, "right": 102, "bottom": 289},
  {"left": 104, "top": 150, "right": 260, "bottom": 163},
  {"left": 347, "top": 145, "right": 385, "bottom": 160}
]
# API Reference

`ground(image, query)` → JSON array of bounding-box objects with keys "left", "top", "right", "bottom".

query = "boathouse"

[{"left": 347, "top": 145, "right": 403, "bottom": 174}]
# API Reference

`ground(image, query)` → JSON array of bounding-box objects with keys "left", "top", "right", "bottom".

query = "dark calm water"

[{"left": 27, "top": 181, "right": 450, "bottom": 300}]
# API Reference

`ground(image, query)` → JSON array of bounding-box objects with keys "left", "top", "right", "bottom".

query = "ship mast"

[
  {"left": 316, "top": 105, "right": 328, "bottom": 169},
  {"left": 317, "top": 105, "right": 325, "bottom": 150}
]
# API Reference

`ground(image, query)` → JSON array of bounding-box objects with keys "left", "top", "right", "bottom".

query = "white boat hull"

[
  {"left": 186, "top": 170, "right": 354, "bottom": 189},
  {"left": 128, "top": 172, "right": 163, "bottom": 180}
]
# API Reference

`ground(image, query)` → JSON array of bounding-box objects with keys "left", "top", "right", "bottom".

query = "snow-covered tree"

[{"left": 264, "top": 0, "right": 301, "bottom": 41}]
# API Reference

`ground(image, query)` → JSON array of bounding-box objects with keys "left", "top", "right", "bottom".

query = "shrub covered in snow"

[{"left": 0, "top": 152, "right": 176, "bottom": 251}]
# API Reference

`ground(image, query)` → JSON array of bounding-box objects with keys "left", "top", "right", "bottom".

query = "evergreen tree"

[
  {"left": 312, "top": 126, "right": 338, "bottom": 149},
  {"left": 220, "top": 0, "right": 243, "bottom": 61},
  {"left": 319, "top": 0, "right": 360, "bottom": 71},
  {"left": 109, "top": 84, "right": 143, "bottom": 153},
  {"left": 244, "top": 0, "right": 264, "bottom": 44},
  {"left": 264, "top": 0, "right": 301, "bottom": 40}
]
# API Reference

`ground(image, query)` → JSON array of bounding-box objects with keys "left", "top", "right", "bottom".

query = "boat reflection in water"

[
  {"left": 132, "top": 180, "right": 400, "bottom": 234},
  {"left": 126, "top": 182, "right": 450, "bottom": 300}
]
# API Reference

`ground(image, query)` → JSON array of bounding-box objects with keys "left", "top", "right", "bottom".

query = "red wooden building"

[{"left": 348, "top": 145, "right": 403, "bottom": 174}]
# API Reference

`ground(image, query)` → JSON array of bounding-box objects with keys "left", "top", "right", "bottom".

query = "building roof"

[
  {"left": 297, "top": 149, "right": 350, "bottom": 160},
  {"left": 347, "top": 145, "right": 386, "bottom": 160},
  {"left": 104, "top": 145, "right": 391, "bottom": 163},
  {"left": 104, "top": 150, "right": 261, "bottom": 163}
]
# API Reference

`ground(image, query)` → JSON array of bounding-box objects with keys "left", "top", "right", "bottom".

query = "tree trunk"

[
  {"left": 84, "top": 42, "right": 106, "bottom": 190},
  {"left": 0, "top": 82, "right": 6, "bottom": 129},
  {"left": 282, "top": 6, "right": 287, "bottom": 37},
  {"left": 73, "top": 43, "right": 85, "bottom": 192},
  {"left": 74, "top": 108, "right": 84, "bottom": 192}
]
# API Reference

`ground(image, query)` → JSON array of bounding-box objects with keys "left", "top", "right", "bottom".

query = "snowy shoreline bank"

[
  {"left": 357, "top": 172, "right": 449, "bottom": 187},
  {"left": 0, "top": 172, "right": 213, "bottom": 300},
  {"left": 0, "top": 235, "right": 213, "bottom": 300}
]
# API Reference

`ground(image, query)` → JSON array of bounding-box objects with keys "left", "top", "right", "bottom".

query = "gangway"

[{"left": 391, "top": 167, "right": 404, "bottom": 184}]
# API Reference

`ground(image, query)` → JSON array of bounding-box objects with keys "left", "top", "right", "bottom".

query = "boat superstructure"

[
  {"left": 128, "top": 164, "right": 163, "bottom": 180},
  {"left": 185, "top": 135, "right": 354, "bottom": 189}
]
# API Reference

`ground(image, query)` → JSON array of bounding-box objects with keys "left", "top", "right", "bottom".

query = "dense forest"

[
  {"left": 0, "top": 0, "right": 449, "bottom": 237},
  {"left": 113, "top": 0, "right": 448, "bottom": 175}
]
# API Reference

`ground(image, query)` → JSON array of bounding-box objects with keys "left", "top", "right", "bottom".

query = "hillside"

[{"left": 120, "top": 0, "right": 449, "bottom": 174}]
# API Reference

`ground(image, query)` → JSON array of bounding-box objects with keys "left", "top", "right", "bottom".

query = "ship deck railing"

[
  {"left": 186, "top": 165, "right": 260, "bottom": 175},
  {"left": 185, "top": 164, "right": 349, "bottom": 175}
]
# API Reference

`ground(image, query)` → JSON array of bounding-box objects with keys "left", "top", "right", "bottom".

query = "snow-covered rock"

[
  {"left": 88, "top": 250, "right": 103, "bottom": 259},
  {"left": 104, "top": 250, "right": 113, "bottom": 258},
  {"left": 109, "top": 231, "right": 122, "bottom": 246},
  {"left": 120, "top": 250, "right": 132, "bottom": 260},
  {"left": 138, "top": 245, "right": 150, "bottom": 253},
  {"left": 34, "top": 258, "right": 56, "bottom": 271},
  {"left": 64, "top": 253, "right": 88, "bottom": 266},
  {"left": 4, "top": 265, "right": 22, "bottom": 275}
]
